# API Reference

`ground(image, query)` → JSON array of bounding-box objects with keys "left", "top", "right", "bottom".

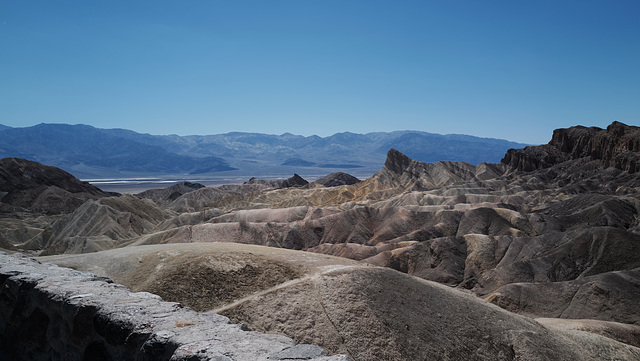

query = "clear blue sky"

[{"left": 1, "top": 0, "right": 638, "bottom": 144}]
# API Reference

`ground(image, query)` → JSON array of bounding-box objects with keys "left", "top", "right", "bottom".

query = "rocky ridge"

[
  {"left": 502, "top": 121, "right": 640, "bottom": 172},
  {"left": 137, "top": 182, "right": 205, "bottom": 204},
  {"left": 245, "top": 174, "right": 309, "bottom": 189},
  {"left": 313, "top": 172, "right": 361, "bottom": 187},
  {"left": 0, "top": 157, "right": 111, "bottom": 213}
]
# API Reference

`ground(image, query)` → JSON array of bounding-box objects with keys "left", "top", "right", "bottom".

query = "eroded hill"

[{"left": 42, "top": 243, "right": 640, "bottom": 360}]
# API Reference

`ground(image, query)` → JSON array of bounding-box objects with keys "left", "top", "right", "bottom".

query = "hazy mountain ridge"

[
  {"left": 0, "top": 123, "right": 526, "bottom": 178},
  {"left": 0, "top": 123, "right": 235, "bottom": 176}
]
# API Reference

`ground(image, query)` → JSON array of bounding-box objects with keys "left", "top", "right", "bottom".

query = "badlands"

[{"left": 2, "top": 122, "right": 640, "bottom": 360}]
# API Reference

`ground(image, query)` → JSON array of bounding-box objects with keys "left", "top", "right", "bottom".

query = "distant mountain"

[
  {"left": 0, "top": 123, "right": 527, "bottom": 178},
  {"left": 0, "top": 124, "right": 12, "bottom": 132},
  {"left": 0, "top": 124, "right": 235, "bottom": 177}
]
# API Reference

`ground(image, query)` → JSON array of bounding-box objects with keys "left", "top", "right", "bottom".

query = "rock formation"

[
  {"left": 313, "top": 172, "right": 361, "bottom": 187},
  {"left": 39, "top": 194, "right": 172, "bottom": 256},
  {"left": 137, "top": 181, "right": 205, "bottom": 203},
  {"left": 0, "top": 157, "right": 110, "bottom": 213},
  {"left": 245, "top": 174, "right": 309, "bottom": 189},
  {"left": 502, "top": 121, "right": 640, "bottom": 173}
]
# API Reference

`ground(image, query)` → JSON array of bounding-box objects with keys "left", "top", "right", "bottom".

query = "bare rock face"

[
  {"left": 372, "top": 148, "right": 506, "bottom": 191},
  {"left": 0, "top": 157, "right": 110, "bottom": 213},
  {"left": 313, "top": 172, "right": 361, "bottom": 187},
  {"left": 246, "top": 174, "right": 309, "bottom": 189},
  {"left": 502, "top": 121, "right": 640, "bottom": 173},
  {"left": 137, "top": 181, "right": 205, "bottom": 203},
  {"left": 0, "top": 157, "right": 105, "bottom": 195},
  {"left": 500, "top": 144, "right": 568, "bottom": 172},
  {"left": 39, "top": 194, "right": 172, "bottom": 256},
  {"left": 383, "top": 148, "right": 413, "bottom": 175}
]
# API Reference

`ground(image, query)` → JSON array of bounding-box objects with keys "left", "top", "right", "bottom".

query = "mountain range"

[{"left": 0, "top": 123, "right": 526, "bottom": 179}]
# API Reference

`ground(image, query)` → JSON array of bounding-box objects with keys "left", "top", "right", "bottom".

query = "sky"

[{"left": 1, "top": 1, "right": 639, "bottom": 144}]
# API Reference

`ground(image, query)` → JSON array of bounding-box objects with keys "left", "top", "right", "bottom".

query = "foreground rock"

[
  {"left": 42, "top": 243, "right": 640, "bottom": 360},
  {"left": 0, "top": 252, "right": 347, "bottom": 361}
]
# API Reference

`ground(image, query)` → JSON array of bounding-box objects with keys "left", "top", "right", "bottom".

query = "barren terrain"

[{"left": 2, "top": 121, "right": 640, "bottom": 360}]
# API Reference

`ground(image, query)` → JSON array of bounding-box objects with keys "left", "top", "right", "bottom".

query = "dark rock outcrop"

[
  {"left": 137, "top": 181, "right": 205, "bottom": 203},
  {"left": 313, "top": 172, "right": 361, "bottom": 187},
  {"left": 372, "top": 148, "right": 505, "bottom": 191},
  {"left": 502, "top": 122, "right": 640, "bottom": 173},
  {"left": 0, "top": 157, "right": 110, "bottom": 213},
  {"left": 383, "top": 148, "right": 413, "bottom": 175},
  {"left": 245, "top": 174, "right": 309, "bottom": 189},
  {"left": 0, "top": 158, "right": 105, "bottom": 194}
]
